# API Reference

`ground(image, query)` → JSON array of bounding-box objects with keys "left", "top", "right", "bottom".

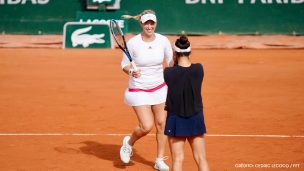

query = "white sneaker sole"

[
  {"left": 120, "top": 151, "right": 130, "bottom": 164},
  {"left": 154, "top": 164, "right": 169, "bottom": 171},
  {"left": 120, "top": 136, "right": 131, "bottom": 164}
]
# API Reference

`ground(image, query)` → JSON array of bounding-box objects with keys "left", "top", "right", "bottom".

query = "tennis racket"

[{"left": 109, "top": 19, "right": 137, "bottom": 71}]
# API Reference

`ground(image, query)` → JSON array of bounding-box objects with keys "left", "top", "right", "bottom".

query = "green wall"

[
  {"left": 121, "top": 0, "right": 304, "bottom": 35},
  {"left": 0, "top": 0, "right": 303, "bottom": 35},
  {"left": 0, "top": 0, "right": 84, "bottom": 34}
]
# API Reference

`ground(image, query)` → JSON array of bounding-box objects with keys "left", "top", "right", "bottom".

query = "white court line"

[{"left": 0, "top": 133, "right": 303, "bottom": 138}]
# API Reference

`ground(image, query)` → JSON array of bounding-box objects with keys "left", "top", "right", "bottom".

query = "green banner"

[
  {"left": 0, "top": 0, "right": 82, "bottom": 34},
  {"left": 63, "top": 22, "right": 112, "bottom": 49},
  {"left": 76, "top": 11, "right": 128, "bottom": 33},
  {"left": 0, "top": 0, "right": 303, "bottom": 34},
  {"left": 121, "top": 0, "right": 304, "bottom": 35}
]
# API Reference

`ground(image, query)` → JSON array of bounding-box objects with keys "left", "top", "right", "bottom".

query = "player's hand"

[
  {"left": 129, "top": 69, "right": 141, "bottom": 78},
  {"left": 132, "top": 70, "right": 141, "bottom": 78}
]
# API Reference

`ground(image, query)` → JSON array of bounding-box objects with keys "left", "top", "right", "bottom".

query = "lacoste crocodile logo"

[
  {"left": 93, "top": 0, "right": 112, "bottom": 3},
  {"left": 71, "top": 26, "right": 105, "bottom": 48}
]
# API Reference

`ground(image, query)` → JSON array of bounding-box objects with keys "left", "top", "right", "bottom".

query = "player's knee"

[
  {"left": 155, "top": 120, "right": 166, "bottom": 132},
  {"left": 140, "top": 123, "right": 153, "bottom": 134},
  {"left": 194, "top": 154, "right": 207, "bottom": 165},
  {"left": 173, "top": 153, "right": 184, "bottom": 163}
]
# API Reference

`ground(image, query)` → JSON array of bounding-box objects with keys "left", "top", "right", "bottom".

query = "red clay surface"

[{"left": 0, "top": 48, "right": 304, "bottom": 171}]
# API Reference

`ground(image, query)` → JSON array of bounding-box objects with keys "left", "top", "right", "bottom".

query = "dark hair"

[{"left": 175, "top": 35, "right": 191, "bottom": 57}]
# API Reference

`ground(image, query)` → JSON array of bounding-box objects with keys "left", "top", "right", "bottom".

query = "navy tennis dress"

[{"left": 164, "top": 63, "right": 206, "bottom": 137}]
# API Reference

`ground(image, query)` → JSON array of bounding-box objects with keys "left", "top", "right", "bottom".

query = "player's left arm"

[{"left": 164, "top": 37, "right": 174, "bottom": 67}]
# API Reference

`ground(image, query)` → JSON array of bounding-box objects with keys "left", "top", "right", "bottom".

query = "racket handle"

[{"left": 131, "top": 61, "right": 138, "bottom": 71}]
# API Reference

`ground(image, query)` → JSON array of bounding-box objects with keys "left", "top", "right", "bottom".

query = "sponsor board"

[
  {"left": 87, "top": 0, "right": 115, "bottom": 5},
  {"left": 185, "top": 0, "right": 303, "bottom": 4},
  {"left": 63, "top": 22, "right": 112, "bottom": 49},
  {"left": 76, "top": 11, "right": 127, "bottom": 33},
  {"left": 86, "top": 0, "right": 118, "bottom": 10},
  {"left": 0, "top": 0, "right": 50, "bottom": 5}
]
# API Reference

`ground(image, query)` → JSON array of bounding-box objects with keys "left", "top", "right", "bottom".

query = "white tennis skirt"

[{"left": 124, "top": 85, "right": 167, "bottom": 106}]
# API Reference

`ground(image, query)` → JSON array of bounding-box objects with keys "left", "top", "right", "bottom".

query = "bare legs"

[
  {"left": 128, "top": 105, "right": 154, "bottom": 146},
  {"left": 168, "top": 135, "right": 209, "bottom": 171},
  {"left": 128, "top": 103, "right": 167, "bottom": 158},
  {"left": 152, "top": 103, "right": 168, "bottom": 158},
  {"left": 188, "top": 135, "right": 209, "bottom": 171},
  {"left": 168, "top": 137, "right": 186, "bottom": 171}
]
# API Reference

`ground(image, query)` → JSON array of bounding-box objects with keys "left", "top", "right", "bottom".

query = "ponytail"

[
  {"left": 122, "top": 9, "right": 156, "bottom": 22},
  {"left": 121, "top": 14, "right": 140, "bottom": 21}
]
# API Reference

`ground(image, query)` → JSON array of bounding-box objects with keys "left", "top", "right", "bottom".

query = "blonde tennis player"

[{"left": 119, "top": 10, "right": 173, "bottom": 171}]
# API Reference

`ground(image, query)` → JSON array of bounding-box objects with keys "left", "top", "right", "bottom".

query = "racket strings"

[{"left": 110, "top": 21, "right": 126, "bottom": 49}]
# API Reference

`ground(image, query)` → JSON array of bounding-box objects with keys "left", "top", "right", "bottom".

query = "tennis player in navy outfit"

[{"left": 164, "top": 35, "right": 210, "bottom": 171}]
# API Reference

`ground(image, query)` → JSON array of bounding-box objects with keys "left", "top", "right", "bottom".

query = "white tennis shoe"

[
  {"left": 120, "top": 136, "right": 133, "bottom": 164},
  {"left": 154, "top": 156, "right": 169, "bottom": 171}
]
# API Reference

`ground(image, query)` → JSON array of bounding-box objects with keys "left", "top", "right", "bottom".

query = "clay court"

[{"left": 0, "top": 40, "right": 304, "bottom": 170}]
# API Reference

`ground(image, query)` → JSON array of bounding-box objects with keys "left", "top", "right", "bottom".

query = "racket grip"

[{"left": 131, "top": 61, "right": 138, "bottom": 71}]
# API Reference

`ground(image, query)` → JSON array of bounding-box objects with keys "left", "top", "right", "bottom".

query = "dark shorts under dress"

[{"left": 164, "top": 111, "right": 206, "bottom": 137}]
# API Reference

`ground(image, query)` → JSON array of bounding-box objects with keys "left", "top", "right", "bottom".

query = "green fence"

[{"left": 0, "top": 0, "right": 303, "bottom": 35}]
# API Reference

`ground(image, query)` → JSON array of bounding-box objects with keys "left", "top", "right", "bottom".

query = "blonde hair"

[{"left": 122, "top": 10, "right": 156, "bottom": 21}]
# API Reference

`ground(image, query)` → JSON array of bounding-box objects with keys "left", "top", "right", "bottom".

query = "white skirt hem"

[{"left": 124, "top": 85, "right": 167, "bottom": 106}]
